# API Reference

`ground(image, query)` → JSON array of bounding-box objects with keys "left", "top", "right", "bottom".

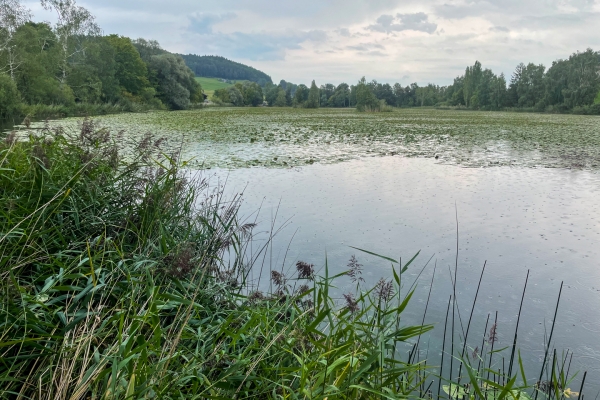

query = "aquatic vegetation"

[
  {"left": 18, "top": 107, "right": 600, "bottom": 170},
  {"left": 0, "top": 123, "right": 588, "bottom": 398}
]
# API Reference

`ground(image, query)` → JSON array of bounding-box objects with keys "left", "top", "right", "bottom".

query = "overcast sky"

[{"left": 24, "top": 0, "right": 600, "bottom": 86}]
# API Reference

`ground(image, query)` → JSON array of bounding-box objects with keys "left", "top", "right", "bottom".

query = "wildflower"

[
  {"left": 296, "top": 261, "right": 314, "bottom": 280},
  {"left": 563, "top": 388, "right": 579, "bottom": 398}
]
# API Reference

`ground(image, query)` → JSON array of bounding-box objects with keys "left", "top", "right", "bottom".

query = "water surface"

[{"left": 217, "top": 156, "right": 600, "bottom": 386}]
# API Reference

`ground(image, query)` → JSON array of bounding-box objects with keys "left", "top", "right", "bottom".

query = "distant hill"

[{"left": 179, "top": 55, "right": 273, "bottom": 86}]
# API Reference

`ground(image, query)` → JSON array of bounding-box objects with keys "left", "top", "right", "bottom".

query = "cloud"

[
  {"left": 490, "top": 26, "right": 510, "bottom": 32},
  {"left": 188, "top": 13, "right": 236, "bottom": 34},
  {"left": 188, "top": 30, "right": 328, "bottom": 61},
  {"left": 336, "top": 28, "right": 351, "bottom": 37},
  {"left": 347, "top": 42, "right": 385, "bottom": 51},
  {"left": 367, "top": 12, "right": 437, "bottom": 34}
]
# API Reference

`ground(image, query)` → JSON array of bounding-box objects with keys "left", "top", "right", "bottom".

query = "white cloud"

[{"left": 22, "top": 0, "right": 600, "bottom": 86}]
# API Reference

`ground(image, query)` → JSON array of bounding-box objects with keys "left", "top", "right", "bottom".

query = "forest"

[
  {"left": 0, "top": 0, "right": 202, "bottom": 122},
  {"left": 2, "top": 0, "right": 600, "bottom": 124},
  {"left": 261, "top": 50, "right": 600, "bottom": 114},
  {"left": 180, "top": 54, "right": 273, "bottom": 86}
]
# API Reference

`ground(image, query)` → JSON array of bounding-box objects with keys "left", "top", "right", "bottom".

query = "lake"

[{"left": 18, "top": 107, "right": 600, "bottom": 388}]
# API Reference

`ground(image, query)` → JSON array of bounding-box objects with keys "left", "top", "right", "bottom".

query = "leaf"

[{"left": 349, "top": 246, "right": 398, "bottom": 263}]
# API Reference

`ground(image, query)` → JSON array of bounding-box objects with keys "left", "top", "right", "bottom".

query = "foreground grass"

[{"left": 0, "top": 123, "right": 587, "bottom": 399}]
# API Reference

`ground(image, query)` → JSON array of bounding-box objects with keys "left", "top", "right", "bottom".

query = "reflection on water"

[{"left": 215, "top": 156, "right": 600, "bottom": 387}]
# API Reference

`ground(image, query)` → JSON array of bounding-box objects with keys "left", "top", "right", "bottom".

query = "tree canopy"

[
  {"left": 0, "top": 0, "right": 204, "bottom": 122},
  {"left": 180, "top": 54, "right": 272, "bottom": 86}
]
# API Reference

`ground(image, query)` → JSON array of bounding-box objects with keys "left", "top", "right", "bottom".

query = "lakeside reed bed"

[{"left": 0, "top": 121, "right": 587, "bottom": 399}]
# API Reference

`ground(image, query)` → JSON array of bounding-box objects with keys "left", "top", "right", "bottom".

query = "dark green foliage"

[
  {"left": 180, "top": 54, "right": 272, "bottom": 86},
  {"left": 212, "top": 85, "right": 244, "bottom": 106},
  {"left": 0, "top": 73, "right": 22, "bottom": 120},
  {"left": 355, "top": 77, "right": 380, "bottom": 112},
  {"left": 105, "top": 35, "right": 150, "bottom": 96},
  {"left": 236, "top": 81, "right": 263, "bottom": 106},
  {"left": 0, "top": 10, "right": 202, "bottom": 123},
  {"left": 292, "top": 84, "right": 309, "bottom": 107},
  {"left": 306, "top": 80, "right": 320, "bottom": 108},
  {"left": 147, "top": 53, "right": 201, "bottom": 110}
]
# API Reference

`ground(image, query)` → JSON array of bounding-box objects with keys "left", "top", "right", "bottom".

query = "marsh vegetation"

[{"left": 1, "top": 115, "right": 594, "bottom": 398}]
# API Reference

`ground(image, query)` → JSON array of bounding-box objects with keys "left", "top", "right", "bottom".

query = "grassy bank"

[{"left": 0, "top": 123, "right": 587, "bottom": 398}]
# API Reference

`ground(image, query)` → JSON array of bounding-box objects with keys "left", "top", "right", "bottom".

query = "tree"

[
  {"left": 236, "top": 81, "right": 263, "bottom": 106},
  {"left": 306, "top": 80, "right": 319, "bottom": 108},
  {"left": 40, "top": 0, "right": 101, "bottom": 84},
  {"left": 0, "top": 0, "right": 31, "bottom": 80},
  {"left": 285, "top": 85, "right": 292, "bottom": 106},
  {"left": 147, "top": 53, "right": 200, "bottom": 110},
  {"left": 105, "top": 35, "right": 149, "bottom": 96},
  {"left": 293, "top": 84, "right": 308, "bottom": 106},
  {"left": 0, "top": 72, "right": 21, "bottom": 120},
  {"left": 355, "top": 77, "right": 379, "bottom": 111},
  {"left": 12, "top": 22, "right": 75, "bottom": 106},
  {"left": 273, "top": 88, "right": 287, "bottom": 107}
]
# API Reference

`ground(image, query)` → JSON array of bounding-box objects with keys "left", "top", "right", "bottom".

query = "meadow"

[{"left": 195, "top": 77, "right": 247, "bottom": 98}]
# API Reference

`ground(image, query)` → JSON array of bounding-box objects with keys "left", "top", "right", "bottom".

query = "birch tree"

[
  {"left": 0, "top": 0, "right": 31, "bottom": 80},
  {"left": 40, "top": 0, "right": 101, "bottom": 84}
]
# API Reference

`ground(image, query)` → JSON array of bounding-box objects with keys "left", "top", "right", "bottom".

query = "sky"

[{"left": 24, "top": 0, "right": 600, "bottom": 86}]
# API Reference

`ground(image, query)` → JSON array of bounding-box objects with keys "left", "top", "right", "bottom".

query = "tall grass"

[{"left": 0, "top": 122, "right": 588, "bottom": 399}]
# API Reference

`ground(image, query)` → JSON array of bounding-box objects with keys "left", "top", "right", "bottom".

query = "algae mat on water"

[{"left": 30, "top": 107, "right": 600, "bottom": 169}]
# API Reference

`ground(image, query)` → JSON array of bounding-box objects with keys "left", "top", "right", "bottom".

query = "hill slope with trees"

[
  {"left": 0, "top": 0, "right": 202, "bottom": 124},
  {"left": 179, "top": 54, "right": 273, "bottom": 86}
]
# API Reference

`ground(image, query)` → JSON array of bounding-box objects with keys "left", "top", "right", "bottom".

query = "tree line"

[
  {"left": 180, "top": 54, "right": 272, "bottom": 87},
  {"left": 257, "top": 48, "right": 600, "bottom": 114},
  {"left": 0, "top": 0, "right": 202, "bottom": 122},
  {"left": 2, "top": 0, "right": 599, "bottom": 121}
]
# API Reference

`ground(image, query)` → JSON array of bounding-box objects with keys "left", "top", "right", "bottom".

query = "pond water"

[
  {"left": 214, "top": 156, "right": 600, "bottom": 388},
  {"left": 10, "top": 108, "right": 600, "bottom": 389}
]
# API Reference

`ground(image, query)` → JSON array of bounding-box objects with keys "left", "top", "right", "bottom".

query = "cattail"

[
  {"left": 296, "top": 261, "right": 314, "bottom": 280},
  {"left": 343, "top": 293, "right": 360, "bottom": 314}
]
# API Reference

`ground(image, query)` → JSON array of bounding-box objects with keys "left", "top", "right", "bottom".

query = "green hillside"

[
  {"left": 195, "top": 77, "right": 251, "bottom": 98},
  {"left": 181, "top": 55, "right": 272, "bottom": 86}
]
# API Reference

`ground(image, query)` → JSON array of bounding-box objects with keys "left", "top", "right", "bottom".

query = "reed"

[{"left": 0, "top": 122, "right": 588, "bottom": 399}]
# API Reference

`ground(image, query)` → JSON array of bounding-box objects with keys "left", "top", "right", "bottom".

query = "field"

[
  {"left": 31, "top": 107, "right": 600, "bottom": 170},
  {"left": 194, "top": 77, "right": 247, "bottom": 98}
]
